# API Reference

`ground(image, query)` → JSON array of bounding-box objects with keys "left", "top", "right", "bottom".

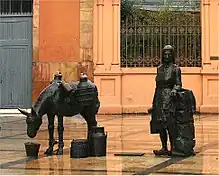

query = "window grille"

[
  {"left": 121, "top": 0, "right": 201, "bottom": 67},
  {"left": 0, "top": 0, "right": 33, "bottom": 14}
]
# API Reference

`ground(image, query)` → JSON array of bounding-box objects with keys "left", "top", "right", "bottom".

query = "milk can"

[
  {"left": 90, "top": 126, "right": 107, "bottom": 157},
  {"left": 75, "top": 73, "right": 95, "bottom": 106}
]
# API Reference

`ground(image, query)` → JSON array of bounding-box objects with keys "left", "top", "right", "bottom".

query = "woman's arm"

[
  {"left": 171, "top": 67, "right": 182, "bottom": 96},
  {"left": 152, "top": 67, "right": 159, "bottom": 105},
  {"left": 173, "top": 66, "right": 182, "bottom": 91}
]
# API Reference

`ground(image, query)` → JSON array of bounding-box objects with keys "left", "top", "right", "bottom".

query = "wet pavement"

[{"left": 0, "top": 114, "right": 219, "bottom": 175}]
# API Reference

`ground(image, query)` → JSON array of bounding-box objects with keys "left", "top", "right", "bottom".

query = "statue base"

[{"left": 171, "top": 149, "right": 196, "bottom": 157}]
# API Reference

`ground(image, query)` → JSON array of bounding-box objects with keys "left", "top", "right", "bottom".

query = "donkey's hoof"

[
  {"left": 56, "top": 148, "right": 63, "bottom": 155},
  {"left": 44, "top": 148, "right": 53, "bottom": 156}
]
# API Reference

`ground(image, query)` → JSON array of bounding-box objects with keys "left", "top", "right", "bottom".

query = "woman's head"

[{"left": 162, "top": 45, "right": 175, "bottom": 64}]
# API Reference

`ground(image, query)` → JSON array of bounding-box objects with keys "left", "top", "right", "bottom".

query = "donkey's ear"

[
  {"left": 31, "top": 107, "right": 37, "bottom": 115},
  {"left": 18, "top": 108, "right": 29, "bottom": 116}
]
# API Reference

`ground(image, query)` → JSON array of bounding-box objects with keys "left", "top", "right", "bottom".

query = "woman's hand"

[
  {"left": 148, "top": 107, "right": 153, "bottom": 114},
  {"left": 170, "top": 89, "right": 177, "bottom": 97}
]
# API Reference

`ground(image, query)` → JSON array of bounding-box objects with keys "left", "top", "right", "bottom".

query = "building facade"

[
  {"left": 93, "top": 0, "right": 219, "bottom": 114},
  {"left": 0, "top": 0, "right": 218, "bottom": 113}
]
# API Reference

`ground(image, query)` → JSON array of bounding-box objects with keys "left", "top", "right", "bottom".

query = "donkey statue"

[{"left": 18, "top": 72, "right": 100, "bottom": 155}]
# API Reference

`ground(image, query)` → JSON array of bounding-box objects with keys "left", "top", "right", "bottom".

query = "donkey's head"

[{"left": 18, "top": 108, "right": 42, "bottom": 138}]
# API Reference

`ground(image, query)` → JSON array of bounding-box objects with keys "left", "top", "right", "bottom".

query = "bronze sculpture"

[
  {"left": 173, "top": 88, "right": 196, "bottom": 156},
  {"left": 148, "top": 45, "right": 196, "bottom": 157},
  {"left": 18, "top": 72, "right": 100, "bottom": 156}
]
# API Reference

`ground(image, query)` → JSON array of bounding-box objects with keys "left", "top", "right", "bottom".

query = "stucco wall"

[
  {"left": 121, "top": 68, "right": 202, "bottom": 113},
  {"left": 32, "top": 0, "right": 94, "bottom": 101}
]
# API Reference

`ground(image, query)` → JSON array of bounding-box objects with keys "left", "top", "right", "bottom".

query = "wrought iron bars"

[
  {"left": 0, "top": 0, "right": 33, "bottom": 14},
  {"left": 121, "top": 11, "right": 201, "bottom": 67}
]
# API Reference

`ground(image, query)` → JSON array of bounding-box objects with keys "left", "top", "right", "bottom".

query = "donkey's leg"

[
  {"left": 81, "top": 106, "right": 97, "bottom": 140},
  {"left": 81, "top": 106, "right": 97, "bottom": 156},
  {"left": 45, "top": 114, "right": 55, "bottom": 155},
  {"left": 56, "top": 115, "right": 64, "bottom": 155}
]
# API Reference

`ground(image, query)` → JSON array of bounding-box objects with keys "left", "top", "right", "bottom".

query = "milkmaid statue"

[{"left": 148, "top": 45, "right": 196, "bottom": 157}]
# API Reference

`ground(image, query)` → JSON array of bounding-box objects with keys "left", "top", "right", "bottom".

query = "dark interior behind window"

[{"left": 0, "top": 0, "right": 33, "bottom": 14}]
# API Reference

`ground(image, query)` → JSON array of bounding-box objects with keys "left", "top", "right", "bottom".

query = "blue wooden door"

[{"left": 0, "top": 15, "right": 32, "bottom": 108}]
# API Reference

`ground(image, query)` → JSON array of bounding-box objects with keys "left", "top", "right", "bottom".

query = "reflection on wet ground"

[{"left": 0, "top": 114, "right": 218, "bottom": 175}]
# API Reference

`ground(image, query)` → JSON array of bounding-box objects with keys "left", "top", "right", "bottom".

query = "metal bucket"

[
  {"left": 24, "top": 142, "right": 40, "bottom": 158},
  {"left": 70, "top": 139, "right": 89, "bottom": 158}
]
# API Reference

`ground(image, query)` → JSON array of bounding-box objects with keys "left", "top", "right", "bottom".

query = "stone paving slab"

[{"left": 0, "top": 114, "right": 218, "bottom": 175}]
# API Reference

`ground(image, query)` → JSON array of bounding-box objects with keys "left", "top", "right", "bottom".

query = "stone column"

[
  {"left": 93, "top": 0, "right": 122, "bottom": 114},
  {"left": 32, "top": 0, "right": 40, "bottom": 102},
  {"left": 93, "top": 0, "right": 104, "bottom": 67},
  {"left": 77, "top": 0, "right": 94, "bottom": 81},
  {"left": 201, "top": 0, "right": 210, "bottom": 65},
  {"left": 33, "top": 0, "right": 39, "bottom": 64},
  {"left": 112, "top": 0, "right": 120, "bottom": 66}
]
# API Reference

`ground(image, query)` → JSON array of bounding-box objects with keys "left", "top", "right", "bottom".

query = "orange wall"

[
  {"left": 39, "top": 0, "right": 80, "bottom": 62},
  {"left": 32, "top": 0, "right": 80, "bottom": 102}
]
